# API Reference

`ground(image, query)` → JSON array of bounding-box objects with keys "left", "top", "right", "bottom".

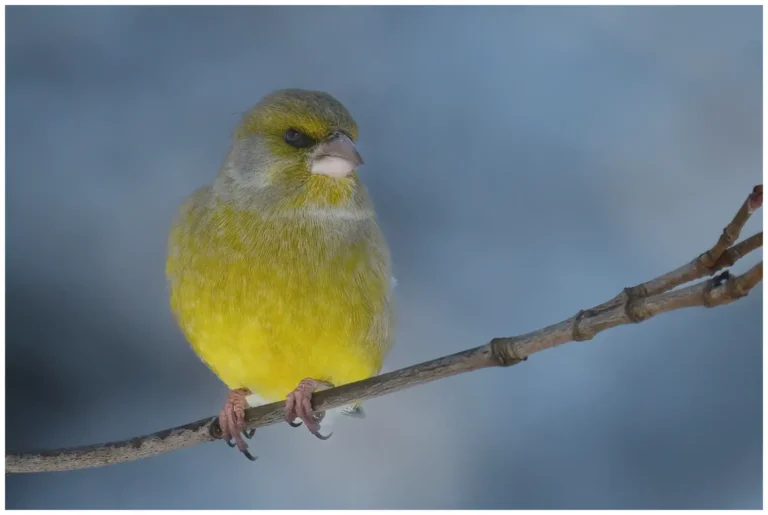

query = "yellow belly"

[{"left": 166, "top": 192, "right": 393, "bottom": 401}]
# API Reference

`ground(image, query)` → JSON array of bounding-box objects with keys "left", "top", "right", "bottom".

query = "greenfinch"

[{"left": 165, "top": 89, "right": 394, "bottom": 459}]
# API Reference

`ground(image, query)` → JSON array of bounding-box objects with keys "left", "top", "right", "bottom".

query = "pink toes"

[
  {"left": 284, "top": 378, "right": 334, "bottom": 440},
  {"left": 218, "top": 388, "right": 257, "bottom": 461}
]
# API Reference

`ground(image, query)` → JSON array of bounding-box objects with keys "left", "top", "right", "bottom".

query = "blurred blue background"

[{"left": 5, "top": 5, "right": 763, "bottom": 509}]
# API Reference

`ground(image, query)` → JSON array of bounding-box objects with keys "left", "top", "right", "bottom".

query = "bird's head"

[{"left": 218, "top": 89, "right": 368, "bottom": 212}]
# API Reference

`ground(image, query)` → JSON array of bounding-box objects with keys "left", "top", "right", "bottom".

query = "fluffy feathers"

[{"left": 166, "top": 89, "right": 394, "bottom": 412}]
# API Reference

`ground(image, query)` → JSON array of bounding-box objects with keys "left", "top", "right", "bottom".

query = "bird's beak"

[{"left": 310, "top": 132, "right": 364, "bottom": 178}]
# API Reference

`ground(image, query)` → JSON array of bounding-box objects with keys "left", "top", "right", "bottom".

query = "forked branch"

[{"left": 6, "top": 185, "right": 762, "bottom": 475}]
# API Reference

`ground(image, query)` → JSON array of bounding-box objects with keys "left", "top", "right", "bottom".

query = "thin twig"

[
  {"left": 700, "top": 184, "right": 762, "bottom": 268},
  {"left": 6, "top": 185, "right": 763, "bottom": 475},
  {"left": 711, "top": 232, "right": 763, "bottom": 271}
]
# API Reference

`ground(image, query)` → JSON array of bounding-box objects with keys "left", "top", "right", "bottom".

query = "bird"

[{"left": 165, "top": 89, "right": 394, "bottom": 460}]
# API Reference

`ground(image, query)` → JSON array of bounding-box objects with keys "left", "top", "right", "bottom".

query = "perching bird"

[{"left": 166, "top": 89, "right": 394, "bottom": 459}]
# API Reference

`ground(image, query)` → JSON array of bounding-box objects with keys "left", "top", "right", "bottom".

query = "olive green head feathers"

[{"left": 216, "top": 89, "right": 369, "bottom": 211}]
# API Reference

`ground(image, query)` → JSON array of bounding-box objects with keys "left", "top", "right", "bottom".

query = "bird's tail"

[
  {"left": 339, "top": 402, "right": 366, "bottom": 419},
  {"left": 318, "top": 402, "right": 366, "bottom": 433}
]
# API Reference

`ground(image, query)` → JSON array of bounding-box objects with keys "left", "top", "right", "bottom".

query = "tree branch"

[{"left": 6, "top": 185, "right": 763, "bottom": 475}]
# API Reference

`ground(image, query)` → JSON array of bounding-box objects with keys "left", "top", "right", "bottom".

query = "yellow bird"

[{"left": 165, "top": 89, "right": 394, "bottom": 459}]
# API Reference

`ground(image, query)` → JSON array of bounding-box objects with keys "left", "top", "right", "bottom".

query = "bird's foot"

[
  {"left": 218, "top": 388, "right": 257, "bottom": 461},
  {"left": 284, "top": 378, "right": 334, "bottom": 440}
]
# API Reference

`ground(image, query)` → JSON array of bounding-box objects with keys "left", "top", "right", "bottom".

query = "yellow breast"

[{"left": 166, "top": 187, "right": 393, "bottom": 401}]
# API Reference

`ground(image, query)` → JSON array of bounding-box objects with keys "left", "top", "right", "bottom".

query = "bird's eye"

[{"left": 284, "top": 129, "right": 314, "bottom": 148}]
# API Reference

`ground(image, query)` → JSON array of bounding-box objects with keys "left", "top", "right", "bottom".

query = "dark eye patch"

[{"left": 284, "top": 128, "right": 315, "bottom": 148}]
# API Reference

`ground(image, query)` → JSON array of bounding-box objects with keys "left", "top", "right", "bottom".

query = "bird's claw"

[
  {"left": 312, "top": 430, "right": 333, "bottom": 441},
  {"left": 284, "top": 378, "right": 334, "bottom": 440},
  {"left": 240, "top": 449, "right": 258, "bottom": 461},
  {"left": 218, "top": 389, "right": 257, "bottom": 461}
]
